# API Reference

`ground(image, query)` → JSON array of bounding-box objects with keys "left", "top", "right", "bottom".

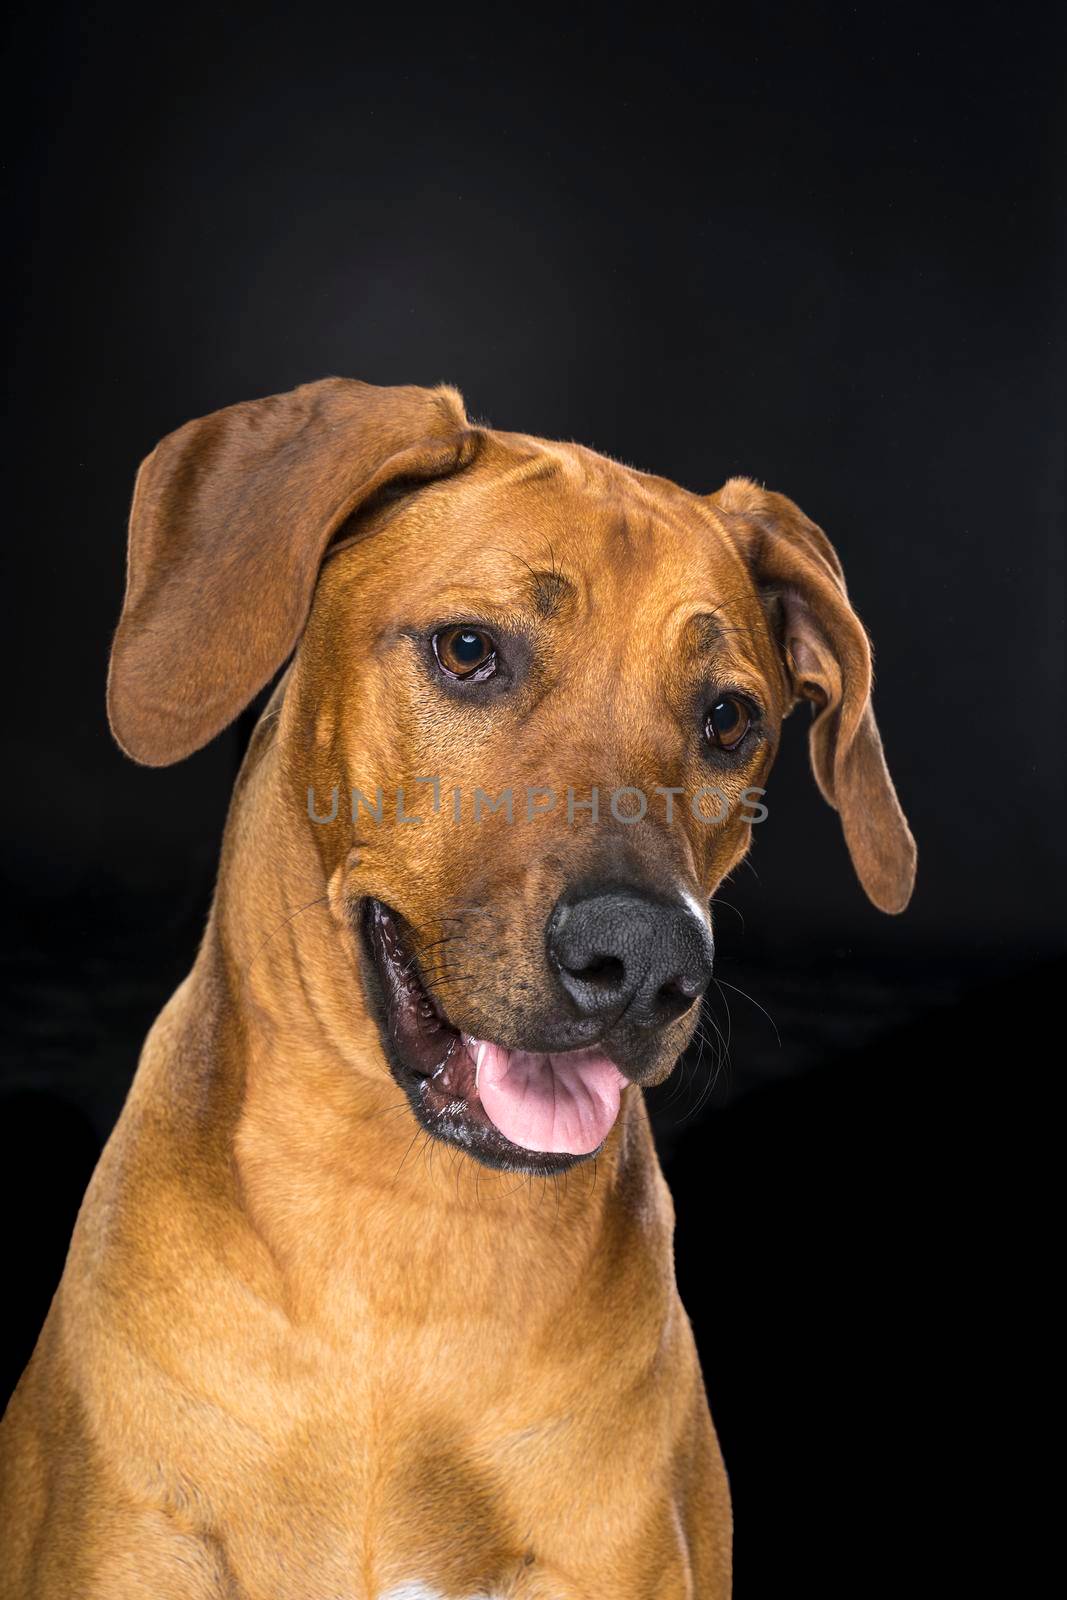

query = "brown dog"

[{"left": 0, "top": 379, "right": 915, "bottom": 1597}]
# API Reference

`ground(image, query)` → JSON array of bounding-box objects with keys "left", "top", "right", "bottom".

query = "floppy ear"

[
  {"left": 709, "top": 477, "right": 917, "bottom": 914},
  {"left": 107, "top": 377, "right": 476, "bottom": 767}
]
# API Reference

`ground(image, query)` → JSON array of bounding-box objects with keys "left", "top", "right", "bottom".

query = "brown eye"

[
  {"left": 433, "top": 626, "right": 497, "bottom": 680},
  {"left": 705, "top": 695, "right": 752, "bottom": 750}
]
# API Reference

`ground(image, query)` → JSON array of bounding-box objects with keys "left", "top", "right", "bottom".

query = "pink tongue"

[{"left": 470, "top": 1039, "right": 628, "bottom": 1155}]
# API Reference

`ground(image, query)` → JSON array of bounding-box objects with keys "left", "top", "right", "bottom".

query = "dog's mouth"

[{"left": 360, "top": 899, "right": 628, "bottom": 1174}]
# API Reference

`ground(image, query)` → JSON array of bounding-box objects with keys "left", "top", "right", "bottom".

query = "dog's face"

[
  {"left": 295, "top": 436, "right": 784, "bottom": 1169},
  {"left": 108, "top": 380, "right": 915, "bottom": 1176}
]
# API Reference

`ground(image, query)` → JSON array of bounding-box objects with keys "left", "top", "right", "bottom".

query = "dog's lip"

[
  {"left": 361, "top": 897, "right": 461, "bottom": 1079},
  {"left": 360, "top": 898, "right": 626, "bottom": 1164}
]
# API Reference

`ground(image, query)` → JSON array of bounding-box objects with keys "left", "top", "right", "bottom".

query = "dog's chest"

[
  {"left": 190, "top": 1362, "right": 672, "bottom": 1599},
  {"left": 234, "top": 1406, "right": 575, "bottom": 1598}
]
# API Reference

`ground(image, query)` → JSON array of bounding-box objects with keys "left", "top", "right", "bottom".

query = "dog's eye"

[
  {"left": 433, "top": 626, "right": 497, "bottom": 681},
  {"left": 705, "top": 696, "right": 752, "bottom": 751}
]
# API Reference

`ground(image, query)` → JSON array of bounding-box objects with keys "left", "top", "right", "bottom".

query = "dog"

[{"left": 0, "top": 378, "right": 915, "bottom": 1597}]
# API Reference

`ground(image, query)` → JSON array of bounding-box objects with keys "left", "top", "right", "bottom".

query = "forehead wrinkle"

[
  {"left": 685, "top": 606, "right": 767, "bottom": 659},
  {"left": 471, "top": 537, "right": 577, "bottom": 610},
  {"left": 449, "top": 546, "right": 578, "bottom": 621},
  {"left": 621, "top": 475, "right": 757, "bottom": 582},
  {"left": 452, "top": 483, "right": 641, "bottom": 623},
  {"left": 664, "top": 601, "right": 774, "bottom": 692},
  {"left": 590, "top": 483, "right": 729, "bottom": 589},
  {"left": 609, "top": 483, "right": 781, "bottom": 682},
  {"left": 392, "top": 554, "right": 578, "bottom": 632}
]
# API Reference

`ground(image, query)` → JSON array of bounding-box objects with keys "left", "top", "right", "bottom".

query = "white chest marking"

[
  {"left": 380, "top": 1589, "right": 445, "bottom": 1600},
  {"left": 380, "top": 1588, "right": 499, "bottom": 1600},
  {"left": 377, "top": 1587, "right": 499, "bottom": 1600}
]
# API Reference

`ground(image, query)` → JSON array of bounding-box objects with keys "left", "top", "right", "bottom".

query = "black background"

[{"left": 2, "top": 2, "right": 1064, "bottom": 1593}]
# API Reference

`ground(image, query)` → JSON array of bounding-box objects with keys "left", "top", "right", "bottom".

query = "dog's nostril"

[
  {"left": 655, "top": 974, "right": 702, "bottom": 1016},
  {"left": 568, "top": 954, "right": 626, "bottom": 989}
]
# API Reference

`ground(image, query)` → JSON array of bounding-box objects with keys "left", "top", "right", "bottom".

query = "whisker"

[
  {"left": 391, "top": 1126, "right": 422, "bottom": 1185},
  {"left": 714, "top": 897, "right": 746, "bottom": 932},
  {"left": 714, "top": 976, "right": 781, "bottom": 1047},
  {"left": 243, "top": 893, "right": 330, "bottom": 978},
  {"left": 360, "top": 1099, "right": 416, "bottom": 1125}
]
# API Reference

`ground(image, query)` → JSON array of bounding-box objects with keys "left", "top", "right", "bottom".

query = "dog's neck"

[{"left": 179, "top": 718, "right": 664, "bottom": 1333}]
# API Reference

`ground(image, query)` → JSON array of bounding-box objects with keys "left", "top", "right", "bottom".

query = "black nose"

[{"left": 547, "top": 887, "right": 714, "bottom": 1029}]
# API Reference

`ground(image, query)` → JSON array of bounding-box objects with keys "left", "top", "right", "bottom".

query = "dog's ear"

[
  {"left": 708, "top": 477, "right": 916, "bottom": 914},
  {"left": 107, "top": 377, "right": 476, "bottom": 767}
]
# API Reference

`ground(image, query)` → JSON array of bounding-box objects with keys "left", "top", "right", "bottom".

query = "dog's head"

[{"left": 109, "top": 379, "right": 915, "bottom": 1173}]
